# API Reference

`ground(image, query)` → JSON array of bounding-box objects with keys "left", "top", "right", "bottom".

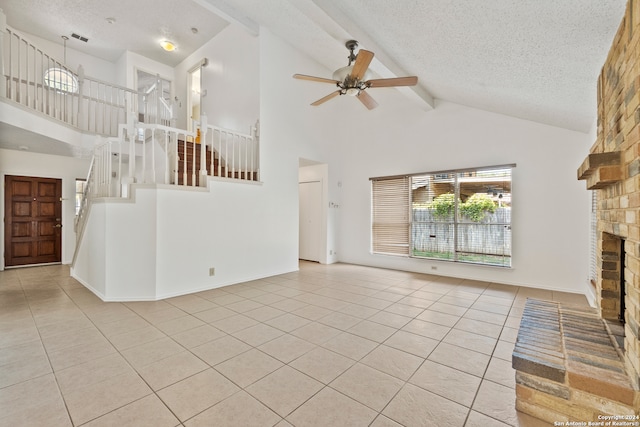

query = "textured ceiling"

[
  {"left": 0, "top": 0, "right": 628, "bottom": 134},
  {"left": 1, "top": 0, "right": 229, "bottom": 66},
  {"left": 223, "top": 0, "right": 626, "bottom": 132}
]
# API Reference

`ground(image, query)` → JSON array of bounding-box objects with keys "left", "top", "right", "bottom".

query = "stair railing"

[
  {"left": 88, "top": 121, "right": 197, "bottom": 195},
  {"left": 72, "top": 117, "right": 256, "bottom": 255},
  {"left": 74, "top": 153, "right": 95, "bottom": 235},
  {"left": 142, "top": 75, "right": 173, "bottom": 127},
  {"left": 1, "top": 25, "right": 137, "bottom": 136},
  {"left": 200, "top": 116, "right": 260, "bottom": 182}
]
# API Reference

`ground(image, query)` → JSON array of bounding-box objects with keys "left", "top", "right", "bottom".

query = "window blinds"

[{"left": 371, "top": 177, "right": 410, "bottom": 256}]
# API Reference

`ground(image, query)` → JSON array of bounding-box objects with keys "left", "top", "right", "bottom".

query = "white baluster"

[
  {"left": 182, "top": 137, "right": 187, "bottom": 186},
  {"left": 127, "top": 112, "right": 136, "bottom": 188},
  {"left": 117, "top": 139, "right": 122, "bottom": 197},
  {"left": 0, "top": 9, "right": 6, "bottom": 98},
  {"left": 164, "top": 131, "right": 169, "bottom": 184},
  {"left": 151, "top": 129, "right": 156, "bottom": 184},
  {"left": 217, "top": 129, "right": 222, "bottom": 178},
  {"left": 255, "top": 119, "right": 260, "bottom": 181},
  {"left": 107, "top": 143, "right": 113, "bottom": 197},
  {"left": 232, "top": 134, "right": 236, "bottom": 179},
  {"left": 199, "top": 114, "right": 208, "bottom": 187},
  {"left": 174, "top": 133, "right": 179, "bottom": 185},
  {"left": 243, "top": 135, "right": 248, "bottom": 180},
  {"left": 141, "top": 128, "right": 146, "bottom": 184},
  {"left": 77, "top": 65, "right": 84, "bottom": 130}
]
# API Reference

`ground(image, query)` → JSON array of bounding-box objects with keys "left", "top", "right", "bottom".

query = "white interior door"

[{"left": 299, "top": 181, "right": 322, "bottom": 262}]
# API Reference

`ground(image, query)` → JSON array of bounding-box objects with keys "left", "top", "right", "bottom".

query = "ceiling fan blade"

[
  {"left": 293, "top": 74, "right": 340, "bottom": 85},
  {"left": 311, "top": 90, "right": 341, "bottom": 106},
  {"left": 357, "top": 90, "right": 378, "bottom": 110},
  {"left": 349, "top": 49, "right": 374, "bottom": 81},
  {"left": 366, "top": 76, "right": 418, "bottom": 88}
]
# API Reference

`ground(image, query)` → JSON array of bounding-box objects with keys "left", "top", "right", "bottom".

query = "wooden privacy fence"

[{"left": 412, "top": 207, "right": 511, "bottom": 256}]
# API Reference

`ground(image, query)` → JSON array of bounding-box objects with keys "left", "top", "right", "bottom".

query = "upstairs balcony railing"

[{"left": 1, "top": 25, "right": 172, "bottom": 136}]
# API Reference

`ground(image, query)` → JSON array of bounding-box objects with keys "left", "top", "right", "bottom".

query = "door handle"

[{"left": 54, "top": 224, "right": 62, "bottom": 228}]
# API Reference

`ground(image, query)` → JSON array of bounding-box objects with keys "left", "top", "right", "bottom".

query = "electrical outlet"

[
  {"left": 329, "top": 250, "right": 333, "bottom": 255},
  {"left": 209, "top": 267, "right": 215, "bottom": 276}
]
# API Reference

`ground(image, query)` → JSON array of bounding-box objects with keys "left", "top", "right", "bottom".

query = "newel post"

[
  {"left": 254, "top": 119, "right": 260, "bottom": 181},
  {"left": 199, "top": 114, "right": 208, "bottom": 187},
  {"left": 0, "top": 9, "right": 7, "bottom": 98}
]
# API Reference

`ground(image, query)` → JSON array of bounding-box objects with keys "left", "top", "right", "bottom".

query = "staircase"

[{"left": 177, "top": 140, "right": 259, "bottom": 186}]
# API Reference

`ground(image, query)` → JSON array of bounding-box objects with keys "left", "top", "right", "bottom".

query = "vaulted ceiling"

[{"left": 1, "top": 0, "right": 627, "bottom": 132}]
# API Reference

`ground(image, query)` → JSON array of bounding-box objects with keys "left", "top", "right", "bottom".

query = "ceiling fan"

[{"left": 293, "top": 40, "right": 418, "bottom": 110}]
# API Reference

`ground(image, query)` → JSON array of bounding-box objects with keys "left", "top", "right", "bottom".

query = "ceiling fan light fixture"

[
  {"left": 332, "top": 65, "right": 372, "bottom": 83},
  {"left": 293, "top": 39, "right": 417, "bottom": 110},
  {"left": 160, "top": 40, "right": 176, "bottom": 52}
]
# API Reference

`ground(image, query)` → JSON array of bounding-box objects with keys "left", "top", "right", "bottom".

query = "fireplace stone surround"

[
  {"left": 514, "top": 0, "right": 640, "bottom": 422},
  {"left": 576, "top": 0, "right": 640, "bottom": 394}
]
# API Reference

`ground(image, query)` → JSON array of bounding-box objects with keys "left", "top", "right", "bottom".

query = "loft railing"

[
  {"left": 1, "top": 26, "right": 138, "bottom": 136},
  {"left": 199, "top": 117, "right": 260, "bottom": 182}
]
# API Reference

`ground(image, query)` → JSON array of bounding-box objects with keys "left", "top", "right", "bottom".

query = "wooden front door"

[{"left": 4, "top": 176, "right": 62, "bottom": 267}]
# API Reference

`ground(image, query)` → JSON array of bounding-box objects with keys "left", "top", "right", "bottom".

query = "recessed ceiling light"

[
  {"left": 191, "top": 27, "right": 198, "bottom": 34},
  {"left": 106, "top": 17, "right": 116, "bottom": 24},
  {"left": 160, "top": 40, "right": 176, "bottom": 52}
]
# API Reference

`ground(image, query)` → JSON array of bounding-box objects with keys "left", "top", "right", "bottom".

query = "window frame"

[
  {"left": 371, "top": 164, "right": 514, "bottom": 268},
  {"left": 44, "top": 67, "right": 79, "bottom": 94}
]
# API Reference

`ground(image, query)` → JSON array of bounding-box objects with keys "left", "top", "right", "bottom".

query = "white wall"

[
  {"left": 0, "top": 149, "right": 91, "bottom": 269},
  {"left": 174, "top": 23, "right": 259, "bottom": 132},
  {"left": 326, "top": 100, "right": 593, "bottom": 293},
  {"left": 115, "top": 51, "right": 175, "bottom": 91},
  {"left": 72, "top": 181, "right": 301, "bottom": 300},
  {"left": 259, "top": 29, "right": 593, "bottom": 294},
  {"left": 72, "top": 202, "right": 106, "bottom": 296}
]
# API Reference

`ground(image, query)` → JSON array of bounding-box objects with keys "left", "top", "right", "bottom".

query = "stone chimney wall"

[{"left": 588, "top": 0, "right": 640, "bottom": 389}]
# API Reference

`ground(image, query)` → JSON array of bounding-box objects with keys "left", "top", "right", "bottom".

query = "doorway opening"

[
  {"left": 136, "top": 69, "right": 172, "bottom": 125},
  {"left": 299, "top": 180, "right": 322, "bottom": 262},
  {"left": 188, "top": 61, "right": 205, "bottom": 133},
  {"left": 299, "top": 159, "right": 333, "bottom": 264}
]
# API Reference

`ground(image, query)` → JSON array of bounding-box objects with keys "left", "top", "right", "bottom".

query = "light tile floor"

[{"left": 0, "top": 261, "right": 590, "bottom": 426}]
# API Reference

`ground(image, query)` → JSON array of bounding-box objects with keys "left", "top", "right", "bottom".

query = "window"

[
  {"left": 75, "top": 179, "right": 87, "bottom": 215},
  {"left": 371, "top": 165, "right": 513, "bottom": 267},
  {"left": 44, "top": 68, "right": 78, "bottom": 93}
]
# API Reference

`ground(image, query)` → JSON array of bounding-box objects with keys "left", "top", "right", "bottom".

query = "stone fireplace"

[
  {"left": 513, "top": 1, "right": 640, "bottom": 422},
  {"left": 577, "top": 0, "right": 640, "bottom": 388}
]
